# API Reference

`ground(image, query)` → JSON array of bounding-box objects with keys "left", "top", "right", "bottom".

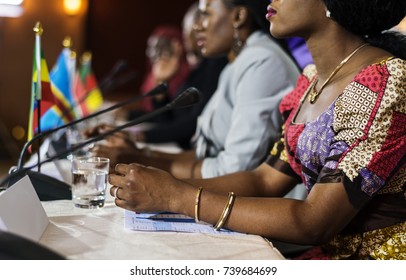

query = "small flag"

[
  {"left": 72, "top": 52, "right": 103, "bottom": 117},
  {"left": 45, "top": 36, "right": 77, "bottom": 129},
  {"left": 27, "top": 22, "right": 56, "bottom": 141}
]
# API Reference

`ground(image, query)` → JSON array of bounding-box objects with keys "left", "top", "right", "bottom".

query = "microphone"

[
  {"left": 99, "top": 59, "right": 137, "bottom": 93},
  {"left": 99, "top": 70, "right": 137, "bottom": 95},
  {"left": 0, "top": 87, "right": 201, "bottom": 200},
  {"left": 16, "top": 82, "right": 168, "bottom": 170},
  {"left": 48, "top": 87, "right": 201, "bottom": 161},
  {"left": 99, "top": 59, "right": 129, "bottom": 91},
  {"left": 56, "top": 60, "right": 136, "bottom": 124}
]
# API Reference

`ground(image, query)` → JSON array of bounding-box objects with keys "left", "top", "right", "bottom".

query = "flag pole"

[
  {"left": 63, "top": 36, "right": 80, "bottom": 121},
  {"left": 33, "top": 22, "right": 43, "bottom": 172}
]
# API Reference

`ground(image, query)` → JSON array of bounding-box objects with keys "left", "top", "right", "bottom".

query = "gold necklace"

[{"left": 308, "top": 43, "right": 369, "bottom": 104}]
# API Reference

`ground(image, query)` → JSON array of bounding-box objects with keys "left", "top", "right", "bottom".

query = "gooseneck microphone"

[
  {"left": 98, "top": 59, "right": 137, "bottom": 94},
  {"left": 0, "top": 87, "right": 201, "bottom": 199},
  {"left": 57, "top": 60, "right": 135, "bottom": 130},
  {"left": 98, "top": 59, "right": 129, "bottom": 92},
  {"left": 56, "top": 60, "right": 136, "bottom": 126},
  {"left": 40, "top": 87, "right": 200, "bottom": 163},
  {"left": 17, "top": 82, "right": 168, "bottom": 170}
]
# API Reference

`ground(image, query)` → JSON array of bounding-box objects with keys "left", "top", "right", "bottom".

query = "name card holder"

[{"left": 0, "top": 175, "right": 49, "bottom": 241}]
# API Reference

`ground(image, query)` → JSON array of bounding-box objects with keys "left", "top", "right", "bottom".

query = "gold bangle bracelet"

[
  {"left": 194, "top": 187, "right": 203, "bottom": 223},
  {"left": 213, "top": 192, "right": 235, "bottom": 231}
]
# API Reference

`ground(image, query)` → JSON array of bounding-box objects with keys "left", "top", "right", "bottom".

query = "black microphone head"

[
  {"left": 144, "top": 82, "right": 169, "bottom": 97},
  {"left": 99, "top": 59, "right": 129, "bottom": 92},
  {"left": 170, "top": 87, "right": 201, "bottom": 109},
  {"left": 110, "top": 59, "right": 128, "bottom": 77}
]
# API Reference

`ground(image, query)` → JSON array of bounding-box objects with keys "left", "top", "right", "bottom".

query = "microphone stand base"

[{"left": 8, "top": 170, "right": 71, "bottom": 201}]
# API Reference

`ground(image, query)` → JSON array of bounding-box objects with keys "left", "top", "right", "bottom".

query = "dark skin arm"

[
  {"left": 109, "top": 162, "right": 359, "bottom": 245},
  {"left": 86, "top": 123, "right": 204, "bottom": 178}
]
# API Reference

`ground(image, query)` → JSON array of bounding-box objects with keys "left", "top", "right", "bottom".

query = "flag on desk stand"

[
  {"left": 27, "top": 22, "right": 55, "bottom": 169},
  {"left": 45, "top": 36, "right": 77, "bottom": 129},
  {"left": 72, "top": 52, "right": 103, "bottom": 117}
]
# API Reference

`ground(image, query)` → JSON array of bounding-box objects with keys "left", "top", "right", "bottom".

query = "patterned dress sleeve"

[
  {"left": 265, "top": 67, "right": 316, "bottom": 182},
  {"left": 318, "top": 58, "right": 406, "bottom": 208},
  {"left": 266, "top": 124, "right": 302, "bottom": 181}
]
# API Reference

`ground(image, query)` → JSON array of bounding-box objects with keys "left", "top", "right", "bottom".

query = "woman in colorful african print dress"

[{"left": 107, "top": 0, "right": 406, "bottom": 259}]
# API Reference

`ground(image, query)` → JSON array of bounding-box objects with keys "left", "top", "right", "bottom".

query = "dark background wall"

[
  {"left": 86, "top": 0, "right": 195, "bottom": 97},
  {"left": 0, "top": 0, "right": 195, "bottom": 162}
]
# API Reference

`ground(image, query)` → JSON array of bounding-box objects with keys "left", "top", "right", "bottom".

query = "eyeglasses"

[{"left": 146, "top": 36, "right": 175, "bottom": 61}]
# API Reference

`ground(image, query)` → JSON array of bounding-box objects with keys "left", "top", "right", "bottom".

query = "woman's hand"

[
  {"left": 109, "top": 163, "right": 190, "bottom": 213},
  {"left": 84, "top": 123, "right": 141, "bottom": 167},
  {"left": 91, "top": 144, "right": 139, "bottom": 169},
  {"left": 84, "top": 124, "right": 134, "bottom": 147}
]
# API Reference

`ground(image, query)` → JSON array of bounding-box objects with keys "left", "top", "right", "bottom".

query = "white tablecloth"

[
  {"left": 40, "top": 198, "right": 285, "bottom": 260},
  {"left": 31, "top": 139, "right": 284, "bottom": 260}
]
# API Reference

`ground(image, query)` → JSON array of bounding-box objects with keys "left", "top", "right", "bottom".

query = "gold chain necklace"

[{"left": 308, "top": 43, "right": 369, "bottom": 104}]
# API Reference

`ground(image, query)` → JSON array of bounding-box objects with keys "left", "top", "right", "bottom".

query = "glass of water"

[
  {"left": 66, "top": 125, "right": 93, "bottom": 160},
  {"left": 71, "top": 156, "right": 110, "bottom": 209}
]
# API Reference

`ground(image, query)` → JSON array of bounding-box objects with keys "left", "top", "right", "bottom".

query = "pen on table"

[{"left": 136, "top": 216, "right": 195, "bottom": 223}]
